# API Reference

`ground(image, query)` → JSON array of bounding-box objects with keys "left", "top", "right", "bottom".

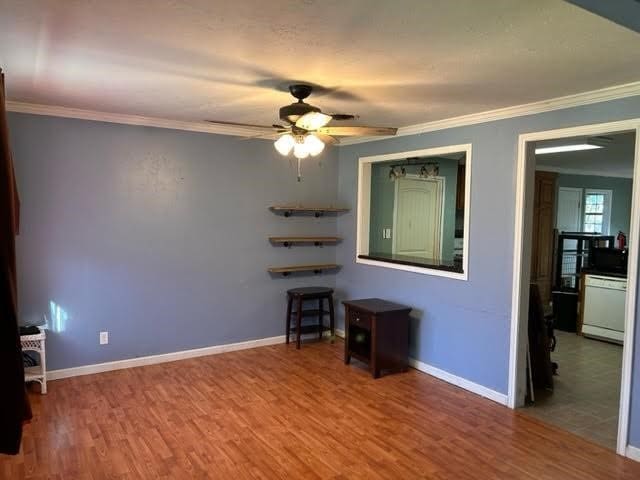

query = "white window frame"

[
  {"left": 356, "top": 144, "right": 471, "bottom": 280},
  {"left": 583, "top": 188, "right": 613, "bottom": 235}
]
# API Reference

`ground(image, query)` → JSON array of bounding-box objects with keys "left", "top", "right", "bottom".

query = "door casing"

[{"left": 509, "top": 119, "right": 640, "bottom": 457}]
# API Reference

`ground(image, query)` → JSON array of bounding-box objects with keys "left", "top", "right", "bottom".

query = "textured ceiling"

[
  {"left": 536, "top": 132, "right": 636, "bottom": 177},
  {"left": 1, "top": 0, "right": 640, "bottom": 128}
]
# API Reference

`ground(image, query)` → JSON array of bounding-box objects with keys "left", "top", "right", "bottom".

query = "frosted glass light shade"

[
  {"left": 293, "top": 142, "right": 310, "bottom": 159},
  {"left": 304, "top": 134, "right": 325, "bottom": 156},
  {"left": 296, "top": 111, "right": 332, "bottom": 130},
  {"left": 274, "top": 134, "right": 295, "bottom": 155}
]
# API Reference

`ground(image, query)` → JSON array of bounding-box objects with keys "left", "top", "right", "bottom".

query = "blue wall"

[
  {"left": 8, "top": 95, "right": 640, "bottom": 449},
  {"left": 335, "top": 96, "right": 640, "bottom": 448},
  {"left": 9, "top": 113, "right": 339, "bottom": 371}
]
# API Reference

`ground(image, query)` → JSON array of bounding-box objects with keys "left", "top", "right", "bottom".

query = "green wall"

[
  {"left": 369, "top": 157, "right": 460, "bottom": 262},
  {"left": 556, "top": 174, "right": 633, "bottom": 236}
]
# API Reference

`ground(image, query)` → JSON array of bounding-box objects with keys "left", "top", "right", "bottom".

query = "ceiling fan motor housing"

[{"left": 279, "top": 102, "right": 320, "bottom": 125}]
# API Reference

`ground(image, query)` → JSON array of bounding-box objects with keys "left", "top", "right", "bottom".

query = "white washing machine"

[{"left": 582, "top": 274, "right": 627, "bottom": 344}]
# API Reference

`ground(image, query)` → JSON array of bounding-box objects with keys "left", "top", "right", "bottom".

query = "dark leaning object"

[{"left": 286, "top": 287, "right": 335, "bottom": 349}]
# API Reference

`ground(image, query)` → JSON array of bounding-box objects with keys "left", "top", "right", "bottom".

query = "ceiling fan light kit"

[
  {"left": 206, "top": 83, "right": 398, "bottom": 179},
  {"left": 274, "top": 134, "right": 295, "bottom": 155}
]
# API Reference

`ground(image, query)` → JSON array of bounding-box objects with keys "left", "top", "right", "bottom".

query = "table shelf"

[
  {"left": 288, "top": 324, "right": 331, "bottom": 335},
  {"left": 291, "top": 309, "right": 331, "bottom": 317}
]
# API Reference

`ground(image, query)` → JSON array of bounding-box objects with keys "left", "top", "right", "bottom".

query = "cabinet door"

[{"left": 531, "top": 171, "right": 557, "bottom": 304}]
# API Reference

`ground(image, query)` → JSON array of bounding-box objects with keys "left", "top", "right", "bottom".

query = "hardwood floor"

[{"left": 2, "top": 339, "right": 639, "bottom": 479}]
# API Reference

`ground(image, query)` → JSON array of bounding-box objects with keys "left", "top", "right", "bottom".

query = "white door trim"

[
  {"left": 508, "top": 118, "right": 640, "bottom": 458},
  {"left": 392, "top": 174, "right": 445, "bottom": 260}
]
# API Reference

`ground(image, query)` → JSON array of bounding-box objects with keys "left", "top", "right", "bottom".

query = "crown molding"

[
  {"left": 535, "top": 165, "right": 633, "bottom": 178},
  {"left": 6, "top": 80, "right": 640, "bottom": 143},
  {"left": 5, "top": 101, "right": 269, "bottom": 138},
  {"left": 339, "top": 81, "right": 640, "bottom": 146}
]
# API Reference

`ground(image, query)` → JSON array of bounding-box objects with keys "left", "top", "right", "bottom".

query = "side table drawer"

[{"left": 349, "top": 309, "right": 371, "bottom": 330}]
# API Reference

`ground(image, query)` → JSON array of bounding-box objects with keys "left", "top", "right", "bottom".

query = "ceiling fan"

[{"left": 205, "top": 83, "right": 398, "bottom": 163}]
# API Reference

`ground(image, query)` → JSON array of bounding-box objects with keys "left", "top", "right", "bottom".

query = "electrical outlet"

[{"left": 99, "top": 331, "right": 109, "bottom": 345}]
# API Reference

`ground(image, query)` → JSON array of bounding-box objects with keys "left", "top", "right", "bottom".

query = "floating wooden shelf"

[
  {"left": 267, "top": 263, "right": 340, "bottom": 276},
  {"left": 269, "top": 236, "right": 341, "bottom": 247},
  {"left": 270, "top": 205, "right": 350, "bottom": 217}
]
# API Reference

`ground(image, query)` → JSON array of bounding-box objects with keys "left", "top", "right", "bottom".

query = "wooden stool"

[{"left": 286, "top": 287, "right": 335, "bottom": 349}]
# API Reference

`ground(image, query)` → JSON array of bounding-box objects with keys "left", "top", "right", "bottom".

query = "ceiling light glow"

[
  {"left": 304, "top": 134, "right": 325, "bottom": 156},
  {"left": 274, "top": 134, "right": 295, "bottom": 155},
  {"left": 296, "top": 112, "right": 332, "bottom": 130},
  {"left": 293, "top": 142, "right": 310, "bottom": 159},
  {"left": 535, "top": 144, "right": 603, "bottom": 155}
]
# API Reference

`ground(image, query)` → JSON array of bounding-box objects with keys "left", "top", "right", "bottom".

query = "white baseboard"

[
  {"left": 47, "top": 335, "right": 289, "bottom": 380},
  {"left": 47, "top": 330, "right": 346, "bottom": 381},
  {"left": 46, "top": 328, "right": 509, "bottom": 409},
  {"left": 408, "top": 358, "right": 509, "bottom": 406},
  {"left": 337, "top": 328, "right": 507, "bottom": 405},
  {"left": 627, "top": 445, "right": 640, "bottom": 462}
]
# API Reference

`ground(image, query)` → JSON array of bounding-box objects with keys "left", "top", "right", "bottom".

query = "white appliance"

[{"left": 582, "top": 274, "right": 627, "bottom": 344}]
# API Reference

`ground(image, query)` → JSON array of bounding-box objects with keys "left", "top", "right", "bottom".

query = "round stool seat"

[{"left": 287, "top": 286, "right": 334, "bottom": 297}]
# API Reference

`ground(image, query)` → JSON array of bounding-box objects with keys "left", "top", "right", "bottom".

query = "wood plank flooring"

[{"left": 2, "top": 339, "right": 639, "bottom": 479}]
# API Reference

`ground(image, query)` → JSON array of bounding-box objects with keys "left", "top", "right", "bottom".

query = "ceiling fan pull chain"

[{"left": 297, "top": 158, "right": 302, "bottom": 182}]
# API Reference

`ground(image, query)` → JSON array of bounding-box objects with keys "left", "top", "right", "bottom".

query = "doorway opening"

[{"left": 509, "top": 120, "right": 640, "bottom": 456}]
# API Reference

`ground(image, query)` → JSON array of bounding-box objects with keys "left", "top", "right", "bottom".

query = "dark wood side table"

[{"left": 343, "top": 298, "right": 411, "bottom": 378}]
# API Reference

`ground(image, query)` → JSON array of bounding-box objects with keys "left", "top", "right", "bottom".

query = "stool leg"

[
  {"left": 285, "top": 295, "right": 292, "bottom": 344},
  {"left": 296, "top": 296, "right": 303, "bottom": 349},
  {"left": 329, "top": 294, "right": 335, "bottom": 342},
  {"left": 318, "top": 297, "right": 323, "bottom": 340}
]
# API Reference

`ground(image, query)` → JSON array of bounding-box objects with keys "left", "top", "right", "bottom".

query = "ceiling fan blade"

[
  {"left": 315, "top": 133, "right": 339, "bottom": 145},
  {"left": 316, "top": 126, "right": 397, "bottom": 137},
  {"left": 330, "top": 114, "right": 358, "bottom": 121},
  {"left": 205, "top": 120, "right": 276, "bottom": 131},
  {"left": 239, "top": 132, "right": 283, "bottom": 141}
]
